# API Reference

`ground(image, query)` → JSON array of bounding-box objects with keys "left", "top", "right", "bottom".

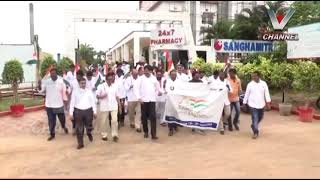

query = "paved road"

[{"left": 1, "top": 110, "right": 320, "bottom": 178}]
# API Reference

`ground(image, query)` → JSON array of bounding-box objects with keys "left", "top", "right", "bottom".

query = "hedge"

[{"left": 192, "top": 57, "right": 320, "bottom": 93}]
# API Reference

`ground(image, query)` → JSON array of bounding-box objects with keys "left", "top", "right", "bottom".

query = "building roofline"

[
  {"left": 109, "top": 31, "right": 150, "bottom": 51},
  {"left": 0, "top": 43, "right": 33, "bottom": 46}
]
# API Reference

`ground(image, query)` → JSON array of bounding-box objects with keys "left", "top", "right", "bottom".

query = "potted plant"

[
  {"left": 1, "top": 59, "right": 24, "bottom": 117},
  {"left": 271, "top": 62, "right": 294, "bottom": 116},
  {"left": 293, "top": 61, "right": 320, "bottom": 121}
]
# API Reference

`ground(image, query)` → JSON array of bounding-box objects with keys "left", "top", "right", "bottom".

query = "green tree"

[
  {"left": 40, "top": 55, "right": 57, "bottom": 78},
  {"left": 2, "top": 59, "right": 24, "bottom": 103},
  {"left": 287, "top": 1, "right": 320, "bottom": 28},
  {"left": 200, "top": 19, "right": 236, "bottom": 46},
  {"left": 79, "top": 43, "right": 95, "bottom": 66},
  {"left": 57, "top": 57, "right": 74, "bottom": 75}
]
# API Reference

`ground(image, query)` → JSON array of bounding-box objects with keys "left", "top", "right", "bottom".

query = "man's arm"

[
  {"left": 69, "top": 89, "right": 76, "bottom": 117},
  {"left": 264, "top": 82, "right": 272, "bottom": 109},
  {"left": 89, "top": 92, "right": 97, "bottom": 118},
  {"left": 243, "top": 83, "right": 251, "bottom": 105}
]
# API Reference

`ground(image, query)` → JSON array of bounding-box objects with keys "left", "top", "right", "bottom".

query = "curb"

[
  {"left": 271, "top": 103, "right": 320, "bottom": 120},
  {"left": 0, "top": 105, "right": 45, "bottom": 117}
]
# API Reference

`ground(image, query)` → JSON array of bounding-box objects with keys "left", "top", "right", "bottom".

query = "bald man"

[{"left": 124, "top": 69, "right": 142, "bottom": 132}]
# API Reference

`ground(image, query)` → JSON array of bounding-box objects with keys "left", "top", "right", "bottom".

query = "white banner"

[
  {"left": 150, "top": 28, "right": 185, "bottom": 49},
  {"left": 164, "top": 83, "right": 227, "bottom": 130},
  {"left": 212, "top": 39, "right": 273, "bottom": 53},
  {"left": 287, "top": 23, "right": 320, "bottom": 59}
]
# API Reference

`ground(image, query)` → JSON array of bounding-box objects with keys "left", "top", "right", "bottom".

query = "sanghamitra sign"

[{"left": 150, "top": 28, "right": 185, "bottom": 48}]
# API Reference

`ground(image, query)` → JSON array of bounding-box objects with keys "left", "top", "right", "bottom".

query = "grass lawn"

[{"left": 0, "top": 96, "right": 44, "bottom": 112}]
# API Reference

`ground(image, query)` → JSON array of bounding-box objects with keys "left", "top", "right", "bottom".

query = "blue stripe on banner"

[{"left": 165, "top": 116, "right": 218, "bottom": 128}]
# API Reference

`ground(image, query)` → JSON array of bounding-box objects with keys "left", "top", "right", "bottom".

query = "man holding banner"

[{"left": 164, "top": 70, "right": 180, "bottom": 136}]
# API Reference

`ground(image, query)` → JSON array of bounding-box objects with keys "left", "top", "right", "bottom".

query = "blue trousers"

[{"left": 250, "top": 107, "right": 264, "bottom": 134}]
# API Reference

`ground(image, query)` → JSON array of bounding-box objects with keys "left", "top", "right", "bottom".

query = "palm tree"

[
  {"left": 79, "top": 43, "right": 95, "bottom": 65},
  {"left": 200, "top": 19, "right": 235, "bottom": 46},
  {"left": 232, "top": 1, "right": 287, "bottom": 40}
]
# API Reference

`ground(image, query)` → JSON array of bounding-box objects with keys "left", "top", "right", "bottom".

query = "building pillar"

[
  {"left": 134, "top": 36, "right": 140, "bottom": 65},
  {"left": 124, "top": 43, "right": 129, "bottom": 62},
  {"left": 112, "top": 51, "right": 116, "bottom": 63}
]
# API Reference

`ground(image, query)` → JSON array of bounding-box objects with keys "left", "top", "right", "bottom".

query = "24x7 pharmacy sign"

[{"left": 212, "top": 39, "right": 273, "bottom": 53}]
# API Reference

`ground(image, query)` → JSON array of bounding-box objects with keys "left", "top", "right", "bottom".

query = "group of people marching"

[{"left": 38, "top": 61, "right": 271, "bottom": 150}]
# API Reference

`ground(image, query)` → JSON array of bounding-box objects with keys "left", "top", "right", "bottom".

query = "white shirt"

[
  {"left": 66, "top": 71, "right": 75, "bottom": 83},
  {"left": 40, "top": 78, "right": 67, "bottom": 108},
  {"left": 208, "top": 76, "right": 218, "bottom": 84},
  {"left": 211, "top": 78, "right": 232, "bottom": 106},
  {"left": 96, "top": 82, "right": 120, "bottom": 112},
  {"left": 177, "top": 72, "right": 190, "bottom": 82},
  {"left": 115, "top": 75, "right": 126, "bottom": 98},
  {"left": 136, "top": 75, "right": 160, "bottom": 102},
  {"left": 69, "top": 88, "right": 97, "bottom": 116},
  {"left": 124, "top": 75, "right": 140, "bottom": 102},
  {"left": 243, "top": 80, "right": 271, "bottom": 109},
  {"left": 201, "top": 77, "right": 208, "bottom": 84},
  {"left": 156, "top": 77, "right": 166, "bottom": 102},
  {"left": 165, "top": 78, "right": 180, "bottom": 95}
]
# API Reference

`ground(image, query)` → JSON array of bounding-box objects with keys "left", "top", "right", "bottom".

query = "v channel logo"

[{"left": 266, "top": 5, "right": 295, "bottom": 30}]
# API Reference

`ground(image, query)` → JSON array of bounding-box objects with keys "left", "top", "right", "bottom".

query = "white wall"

[{"left": 0, "top": 44, "right": 36, "bottom": 83}]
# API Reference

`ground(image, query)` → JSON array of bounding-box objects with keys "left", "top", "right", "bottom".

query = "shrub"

[
  {"left": 1, "top": 59, "right": 24, "bottom": 103},
  {"left": 292, "top": 61, "right": 320, "bottom": 93},
  {"left": 40, "top": 55, "right": 57, "bottom": 77}
]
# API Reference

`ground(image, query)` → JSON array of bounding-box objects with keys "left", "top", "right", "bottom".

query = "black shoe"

[
  {"left": 160, "top": 123, "right": 167, "bottom": 127},
  {"left": 113, "top": 136, "right": 119, "bottom": 142},
  {"left": 136, "top": 129, "right": 142, "bottom": 133},
  {"left": 168, "top": 130, "right": 174, "bottom": 136},
  {"left": 130, "top": 124, "right": 135, "bottom": 129},
  {"left": 252, "top": 133, "right": 259, "bottom": 139},
  {"left": 77, "top": 144, "right": 84, "bottom": 150},
  {"left": 151, "top": 136, "right": 159, "bottom": 140},
  {"left": 229, "top": 126, "right": 233, "bottom": 131},
  {"left": 88, "top": 134, "right": 93, "bottom": 142},
  {"left": 47, "top": 136, "right": 55, "bottom": 141},
  {"left": 234, "top": 124, "right": 240, "bottom": 131},
  {"left": 102, "top": 137, "right": 108, "bottom": 141},
  {"left": 220, "top": 131, "right": 225, "bottom": 135},
  {"left": 64, "top": 128, "right": 69, "bottom": 134},
  {"left": 144, "top": 134, "right": 149, "bottom": 138}
]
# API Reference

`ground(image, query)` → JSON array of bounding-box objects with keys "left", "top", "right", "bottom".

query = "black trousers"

[
  {"left": 46, "top": 107, "right": 66, "bottom": 137},
  {"left": 117, "top": 98, "right": 125, "bottom": 125},
  {"left": 141, "top": 102, "right": 157, "bottom": 137},
  {"left": 74, "top": 108, "right": 93, "bottom": 146}
]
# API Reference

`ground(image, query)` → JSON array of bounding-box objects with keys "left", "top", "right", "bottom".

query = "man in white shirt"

[
  {"left": 96, "top": 72, "right": 122, "bottom": 142},
  {"left": 208, "top": 70, "right": 219, "bottom": 85},
  {"left": 38, "top": 68, "right": 69, "bottom": 141},
  {"left": 124, "top": 69, "right": 141, "bottom": 132},
  {"left": 199, "top": 71, "right": 208, "bottom": 84},
  {"left": 115, "top": 68, "right": 126, "bottom": 128},
  {"left": 155, "top": 70, "right": 166, "bottom": 125},
  {"left": 69, "top": 77, "right": 97, "bottom": 149},
  {"left": 212, "top": 70, "right": 233, "bottom": 135},
  {"left": 177, "top": 64, "right": 190, "bottom": 82},
  {"left": 164, "top": 70, "right": 181, "bottom": 136},
  {"left": 69, "top": 70, "right": 85, "bottom": 135},
  {"left": 243, "top": 71, "right": 271, "bottom": 139},
  {"left": 136, "top": 65, "right": 160, "bottom": 140}
]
